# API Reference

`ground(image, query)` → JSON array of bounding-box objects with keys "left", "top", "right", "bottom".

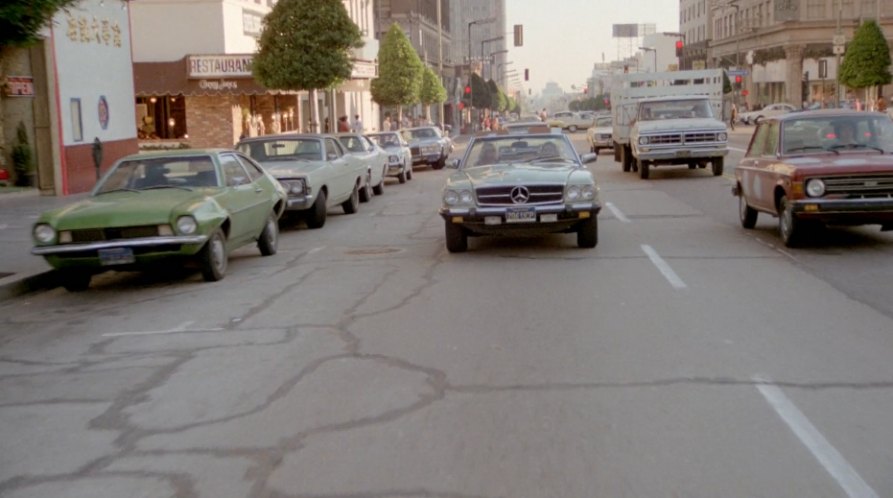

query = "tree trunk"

[{"left": 311, "top": 89, "right": 320, "bottom": 133}]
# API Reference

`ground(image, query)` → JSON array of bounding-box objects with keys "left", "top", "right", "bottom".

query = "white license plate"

[
  {"left": 98, "top": 247, "right": 135, "bottom": 266},
  {"left": 676, "top": 150, "right": 691, "bottom": 157},
  {"left": 505, "top": 207, "right": 537, "bottom": 223}
]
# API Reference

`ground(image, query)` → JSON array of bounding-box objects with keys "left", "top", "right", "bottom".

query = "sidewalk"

[{"left": 0, "top": 189, "right": 87, "bottom": 300}]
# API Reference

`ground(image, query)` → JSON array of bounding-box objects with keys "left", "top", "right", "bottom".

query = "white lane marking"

[
  {"left": 755, "top": 376, "right": 879, "bottom": 498},
  {"left": 730, "top": 146, "right": 747, "bottom": 153},
  {"left": 640, "top": 244, "right": 687, "bottom": 289},
  {"left": 307, "top": 246, "right": 326, "bottom": 255},
  {"left": 605, "top": 202, "right": 631, "bottom": 223}
]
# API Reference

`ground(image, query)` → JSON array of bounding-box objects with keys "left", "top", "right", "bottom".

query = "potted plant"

[{"left": 11, "top": 122, "right": 34, "bottom": 187}]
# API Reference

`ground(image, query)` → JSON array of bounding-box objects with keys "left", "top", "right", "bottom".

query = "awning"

[{"left": 133, "top": 59, "right": 288, "bottom": 97}]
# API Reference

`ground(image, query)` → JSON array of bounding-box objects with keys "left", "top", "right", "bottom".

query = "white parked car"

[
  {"left": 739, "top": 103, "right": 797, "bottom": 125},
  {"left": 547, "top": 111, "right": 594, "bottom": 132},
  {"left": 337, "top": 133, "right": 389, "bottom": 199}
]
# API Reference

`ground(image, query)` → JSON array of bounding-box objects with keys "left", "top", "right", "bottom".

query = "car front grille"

[
  {"left": 821, "top": 174, "right": 893, "bottom": 198},
  {"left": 643, "top": 131, "right": 723, "bottom": 145},
  {"left": 475, "top": 185, "right": 565, "bottom": 206},
  {"left": 69, "top": 225, "right": 160, "bottom": 243}
]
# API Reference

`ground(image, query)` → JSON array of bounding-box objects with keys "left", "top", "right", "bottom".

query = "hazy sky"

[{"left": 505, "top": 0, "right": 680, "bottom": 94}]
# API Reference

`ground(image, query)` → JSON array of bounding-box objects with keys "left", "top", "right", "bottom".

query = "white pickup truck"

[{"left": 612, "top": 69, "right": 729, "bottom": 179}]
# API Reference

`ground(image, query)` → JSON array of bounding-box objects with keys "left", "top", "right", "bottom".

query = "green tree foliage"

[
  {"left": 371, "top": 23, "right": 423, "bottom": 111},
  {"left": 467, "top": 73, "right": 490, "bottom": 109},
  {"left": 253, "top": 0, "right": 361, "bottom": 91},
  {"left": 722, "top": 71, "right": 733, "bottom": 94},
  {"left": 839, "top": 20, "right": 892, "bottom": 89},
  {"left": 0, "top": 0, "right": 79, "bottom": 49},
  {"left": 419, "top": 66, "right": 447, "bottom": 106}
]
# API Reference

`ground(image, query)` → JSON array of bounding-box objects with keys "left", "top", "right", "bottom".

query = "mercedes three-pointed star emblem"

[{"left": 510, "top": 186, "right": 530, "bottom": 204}]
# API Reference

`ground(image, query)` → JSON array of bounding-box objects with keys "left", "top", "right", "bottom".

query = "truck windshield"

[{"left": 639, "top": 100, "right": 713, "bottom": 120}]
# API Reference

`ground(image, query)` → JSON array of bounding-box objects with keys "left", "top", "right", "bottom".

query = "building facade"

[{"left": 130, "top": 0, "right": 380, "bottom": 149}]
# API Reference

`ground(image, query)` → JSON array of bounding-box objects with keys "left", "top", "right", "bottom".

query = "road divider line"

[
  {"left": 605, "top": 202, "right": 631, "bottom": 223},
  {"left": 755, "top": 376, "right": 879, "bottom": 498},
  {"left": 640, "top": 245, "right": 687, "bottom": 289}
]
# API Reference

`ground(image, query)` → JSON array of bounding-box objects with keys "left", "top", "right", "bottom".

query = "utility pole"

[
  {"left": 437, "top": 0, "right": 444, "bottom": 131},
  {"left": 837, "top": 0, "right": 842, "bottom": 107}
]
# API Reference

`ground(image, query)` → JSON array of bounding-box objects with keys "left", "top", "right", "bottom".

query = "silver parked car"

[
  {"left": 367, "top": 131, "right": 413, "bottom": 183},
  {"left": 337, "top": 133, "right": 389, "bottom": 199}
]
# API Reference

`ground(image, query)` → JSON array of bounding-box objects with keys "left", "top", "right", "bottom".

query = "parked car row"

[{"left": 30, "top": 127, "right": 454, "bottom": 290}]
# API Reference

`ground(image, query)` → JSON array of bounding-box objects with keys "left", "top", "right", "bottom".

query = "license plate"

[
  {"left": 676, "top": 150, "right": 691, "bottom": 157},
  {"left": 505, "top": 207, "right": 537, "bottom": 223},
  {"left": 98, "top": 247, "right": 135, "bottom": 266}
]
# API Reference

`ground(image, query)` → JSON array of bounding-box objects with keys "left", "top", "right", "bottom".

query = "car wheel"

[
  {"left": 257, "top": 212, "right": 279, "bottom": 256},
  {"left": 638, "top": 158, "right": 650, "bottom": 179},
  {"left": 621, "top": 146, "right": 632, "bottom": 172},
  {"left": 305, "top": 191, "right": 327, "bottom": 229},
  {"left": 60, "top": 269, "right": 92, "bottom": 292},
  {"left": 372, "top": 170, "right": 385, "bottom": 196},
  {"left": 754, "top": 115, "right": 764, "bottom": 124},
  {"left": 407, "top": 168, "right": 413, "bottom": 180},
  {"left": 577, "top": 217, "right": 598, "bottom": 248},
  {"left": 688, "top": 163, "right": 697, "bottom": 169},
  {"left": 433, "top": 156, "right": 446, "bottom": 170},
  {"left": 444, "top": 222, "right": 467, "bottom": 253},
  {"left": 199, "top": 229, "right": 227, "bottom": 282},
  {"left": 712, "top": 157, "right": 724, "bottom": 176},
  {"left": 398, "top": 169, "right": 407, "bottom": 184},
  {"left": 568, "top": 125, "right": 578, "bottom": 132},
  {"left": 778, "top": 195, "right": 803, "bottom": 247},
  {"left": 342, "top": 183, "right": 359, "bottom": 214},
  {"left": 738, "top": 188, "right": 758, "bottom": 229},
  {"left": 359, "top": 174, "right": 373, "bottom": 203}
]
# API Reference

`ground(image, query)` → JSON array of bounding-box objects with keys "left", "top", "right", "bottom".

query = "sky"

[{"left": 504, "top": 0, "right": 679, "bottom": 95}]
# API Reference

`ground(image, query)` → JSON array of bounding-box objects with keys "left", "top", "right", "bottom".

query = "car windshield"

[
  {"left": 94, "top": 156, "right": 219, "bottom": 193},
  {"left": 405, "top": 128, "right": 438, "bottom": 140},
  {"left": 639, "top": 99, "right": 714, "bottom": 120},
  {"left": 338, "top": 136, "right": 366, "bottom": 153},
  {"left": 781, "top": 115, "right": 893, "bottom": 154},
  {"left": 595, "top": 116, "right": 612, "bottom": 127},
  {"left": 368, "top": 133, "right": 400, "bottom": 147},
  {"left": 237, "top": 138, "right": 323, "bottom": 161},
  {"left": 465, "top": 136, "right": 577, "bottom": 167}
]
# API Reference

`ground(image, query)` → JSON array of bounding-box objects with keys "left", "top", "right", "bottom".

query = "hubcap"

[
  {"left": 211, "top": 238, "right": 225, "bottom": 271},
  {"left": 781, "top": 200, "right": 792, "bottom": 238},
  {"left": 739, "top": 195, "right": 747, "bottom": 220},
  {"left": 267, "top": 219, "right": 277, "bottom": 244}
]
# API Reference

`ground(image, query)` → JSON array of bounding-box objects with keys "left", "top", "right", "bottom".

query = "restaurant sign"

[
  {"left": 187, "top": 55, "right": 254, "bottom": 79},
  {"left": 3, "top": 76, "right": 35, "bottom": 97},
  {"left": 351, "top": 60, "right": 378, "bottom": 79}
]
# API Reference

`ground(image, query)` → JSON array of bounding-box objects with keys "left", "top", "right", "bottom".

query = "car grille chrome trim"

[
  {"left": 69, "top": 225, "right": 160, "bottom": 243},
  {"left": 821, "top": 175, "right": 893, "bottom": 197},
  {"left": 32, "top": 235, "right": 209, "bottom": 255},
  {"left": 641, "top": 131, "right": 723, "bottom": 145},
  {"left": 475, "top": 185, "right": 565, "bottom": 206}
]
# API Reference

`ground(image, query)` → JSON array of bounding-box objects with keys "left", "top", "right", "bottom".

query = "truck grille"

[
  {"left": 475, "top": 185, "right": 564, "bottom": 206},
  {"left": 821, "top": 175, "right": 893, "bottom": 198},
  {"left": 644, "top": 131, "right": 723, "bottom": 145},
  {"left": 69, "top": 225, "right": 160, "bottom": 243}
]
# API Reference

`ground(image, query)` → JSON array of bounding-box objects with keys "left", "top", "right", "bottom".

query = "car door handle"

[{"left": 255, "top": 187, "right": 264, "bottom": 193}]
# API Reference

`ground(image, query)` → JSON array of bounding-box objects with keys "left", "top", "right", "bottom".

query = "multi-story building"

[{"left": 130, "top": 0, "right": 380, "bottom": 148}]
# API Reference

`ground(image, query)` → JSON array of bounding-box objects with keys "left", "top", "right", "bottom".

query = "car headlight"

[
  {"left": 176, "top": 215, "right": 198, "bottom": 235},
  {"left": 459, "top": 190, "right": 473, "bottom": 204},
  {"left": 806, "top": 178, "right": 826, "bottom": 197},
  {"left": 422, "top": 145, "right": 440, "bottom": 154},
  {"left": 638, "top": 136, "right": 650, "bottom": 145},
  {"left": 581, "top": 185, "right": 595, "bottom": 200},
  {"left": 280, "top": 178, "right": 306, "bottom": 195},
  {"left": 717, "top": 132, "right": 728, "bottom": 141},
  {"left": 443, "top": 189, "right": 473, "bottom": 206},
  {"left": 388, "top": 154, "right": 400, "bottom": 164},
  {"left": 33, "top": 224, "right": 56, "bottom": 244},
  {"left": 566, "top": 185, "right": 581, "bottom": 201}
]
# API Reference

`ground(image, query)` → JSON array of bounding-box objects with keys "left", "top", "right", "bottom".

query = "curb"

[{"left": 0, "top": 269, "right": 59, "bottom": 302}]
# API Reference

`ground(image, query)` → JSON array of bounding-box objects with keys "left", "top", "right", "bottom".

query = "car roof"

[
  {"left": 776, "top": 109, "right": 889, "bottom": 122},
  {"left": 237, "top": 133, "right": 333, "bottom": 143},
  {"left": 640, "top": 95, "right": 711, "bottom": 103},
  {"left": 122, "top": 148, "right": 231, "bottom": 161}
]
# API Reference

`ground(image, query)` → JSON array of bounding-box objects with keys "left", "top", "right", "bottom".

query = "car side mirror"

[
  {"left": 327, "top": 153, "right": 339, "bottom": 161},
  {"left": 447, "top": 159, "right": 460, "bottom": 169},
  {"left": 580, "top": 152, "right": 598, "bottom": 164}
]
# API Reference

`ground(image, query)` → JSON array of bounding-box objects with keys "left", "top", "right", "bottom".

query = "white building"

[{"left": 130, "top": 0, "right": 380, "bottom": 147}]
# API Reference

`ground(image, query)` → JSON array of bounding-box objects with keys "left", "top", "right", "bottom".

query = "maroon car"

[{"left": 733, "top": 110, "right": 893, "bottom": 246}]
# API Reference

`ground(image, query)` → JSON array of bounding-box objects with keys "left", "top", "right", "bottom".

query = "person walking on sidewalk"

[{"left": 730, "top": 102, "right": 738, "bottom": 131}]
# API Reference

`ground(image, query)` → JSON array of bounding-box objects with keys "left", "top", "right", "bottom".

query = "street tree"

[
  {"left": 419, "top": 66, "right": 446, "bottom": 123},
  {"left": 468, "top": 73, "right": 490, "bottom": 109},
  {"left": 371, "top": 23, "right": 423, "bottom": 123},
  {"left": 253, "top": 0, "right": 362, "bottom": 133},
  {"left": 839, "top": 19, "right": 892, "bottom": 102}
]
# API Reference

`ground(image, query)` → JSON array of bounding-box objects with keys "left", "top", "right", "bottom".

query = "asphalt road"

[{"left": 1, "top": 130, "right": 892, "bottom": 498}]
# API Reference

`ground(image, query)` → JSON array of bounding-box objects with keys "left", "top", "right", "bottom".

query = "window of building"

[{"left": 806, "top": 0, "right": 826, "bottom": 19}]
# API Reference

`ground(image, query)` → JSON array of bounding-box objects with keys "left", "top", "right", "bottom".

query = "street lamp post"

[
  {"left": 466, "top": 17, "right": 495, "bottom": 132},
  {"left": 481, "top": 37, "right": 504, "bottom": 80}
]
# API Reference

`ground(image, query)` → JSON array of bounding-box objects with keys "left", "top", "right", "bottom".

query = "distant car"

[
  {"left": 31, "top": 149, "right": 287, "bottom": 290},
  {"left": 367, "top": 131, "right": 413, "bottom": 183},
  {"left": 547, "top": 111, "right": 593, "bottom": 132},
  {"left": 739, "top": 102, "right": 797, "bottom": 125},
  {"left": 401, "top": 126, "right": 451, "bottom": 169},
  {"left": 236, "top": 134, "right": 369, "bottom": 229},
  {"left": 733, "top": 110, "right": 893, "bottom": 247},
  {"left": 439, "top": 131, "right": 601, "bottom": 252},
  {"left": 586, "top": 115, "right": 614, "bottom": 153},
  {"left": 336, "top": 133, "right": 389, "bottom": 198}
]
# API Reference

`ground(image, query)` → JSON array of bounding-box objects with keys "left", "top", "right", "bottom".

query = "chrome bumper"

[{"left": 32, "top": 235, "right": 208, "bottom": 255}]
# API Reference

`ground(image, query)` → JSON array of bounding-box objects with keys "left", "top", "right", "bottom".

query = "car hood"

[
  {"left": 456, "top": 164, "right": 578, "bottom": 187},
  {"left": 41, "top": 189, "right": 217, "bottom": 229},
  {"left": 258, "top": 159, "right": 325, "bottom": 178},
  {"left": 409, "top": 138, "right": 441, "bottom": 146},
  {"left": 591, "top": 126, "right": 612, "bottom": 134},
  {"left": 636, "top": 118, "right": 725, "bottom": 132},
  {"left": 785, "top": 153, "right": 893, "bottom": 175},
  {"left": 380, "top": 145, "right": 405, "bottom": 153}
]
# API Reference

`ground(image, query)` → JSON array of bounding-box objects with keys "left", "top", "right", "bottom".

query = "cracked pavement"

[{"left": 1, "top": 139, "right": 893, "bottom": 497}]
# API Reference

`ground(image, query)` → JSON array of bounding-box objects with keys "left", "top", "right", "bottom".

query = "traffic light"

[
  {"left": 524, "top": 68, "right": 529, "bottom": 81},
  {"left": 464, "top": 85, "right": 471, "bottom": 95},
  {"left": 514, "top": 24, "right": 524, "bottom": 47},
  {"left": 734, "top": 74, "right": 742, "bottom": 90},
  {"left": 675, "top": 40, "right": 684, "bottom": 57}
]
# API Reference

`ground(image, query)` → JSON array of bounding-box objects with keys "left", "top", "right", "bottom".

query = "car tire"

[
  {"left": 305, "top": 191, "right": 327, "bottom": 229},
  {"left": 569, "top": 125, "right": 578, "bottom": 132},
  {"left": 359, "top": 174, "right": 373, "bottom": 203},
  {"left": 688, "top": 163, "right": 697, "bottom": 169},
  {"left": 407, "top": 168, "right": 413, "bottom": 180},
  {"left": 445, "top": 222, "right": 467, "bottom": 253},
  {"left": 60, "top": 269, "right": 92, "bottom": 292},
  {"left": 342, "top": 183, "right": 360, "bottom": 214},
  {"left": 398, "top": 169, "right": 407, "bottom": 184},
  {"left": 638, "top": 158, "right": 650, "bottom": 179},
  {"left": 433, "top": 156, "right": 446, "bottom": 170},
  {"left": 712, "top": 157, "right": 724, "bottom": 176},
  {"left": 754, "top": 115, "right": 764, "bottom": 124},
  {"left": 372, "top": 170, "right": 385, "bottom": 196},
  {"left": 257, "top": 212, "right": 279, "bottom": 256},
  {"left": 738, "top": 189, "right": 758, "bottom": 229},
  {"left": 621, "top": 146, "right": 632, "bottom": 172},
  {"left": 199, "top": 229, "right": 227, "bottom": 282},
  {"left": 778, "top": 195, "right": 804, "bottom": 247},
  {"left": 577, "top": 217, "right": 598, "bottom": 248}
]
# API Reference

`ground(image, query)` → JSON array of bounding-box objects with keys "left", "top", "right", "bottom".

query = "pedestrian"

[
  {"left": 729, "top": 102, "right": 737, "bottom": 131},
  {"left": 324, "top": 117, "right": 330, "bottom": 133},
  {"left": 382, "top": 115, "right": 392, "bottom": 131},
  {"left": 352, "top": 114, "right": 363, "bottom": 133},
  {"left": 877, "top": 97, "right": 887, "bottom": 113},
  {"left": 337, "top": 115, "right": 350, "bottom": 132}
]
